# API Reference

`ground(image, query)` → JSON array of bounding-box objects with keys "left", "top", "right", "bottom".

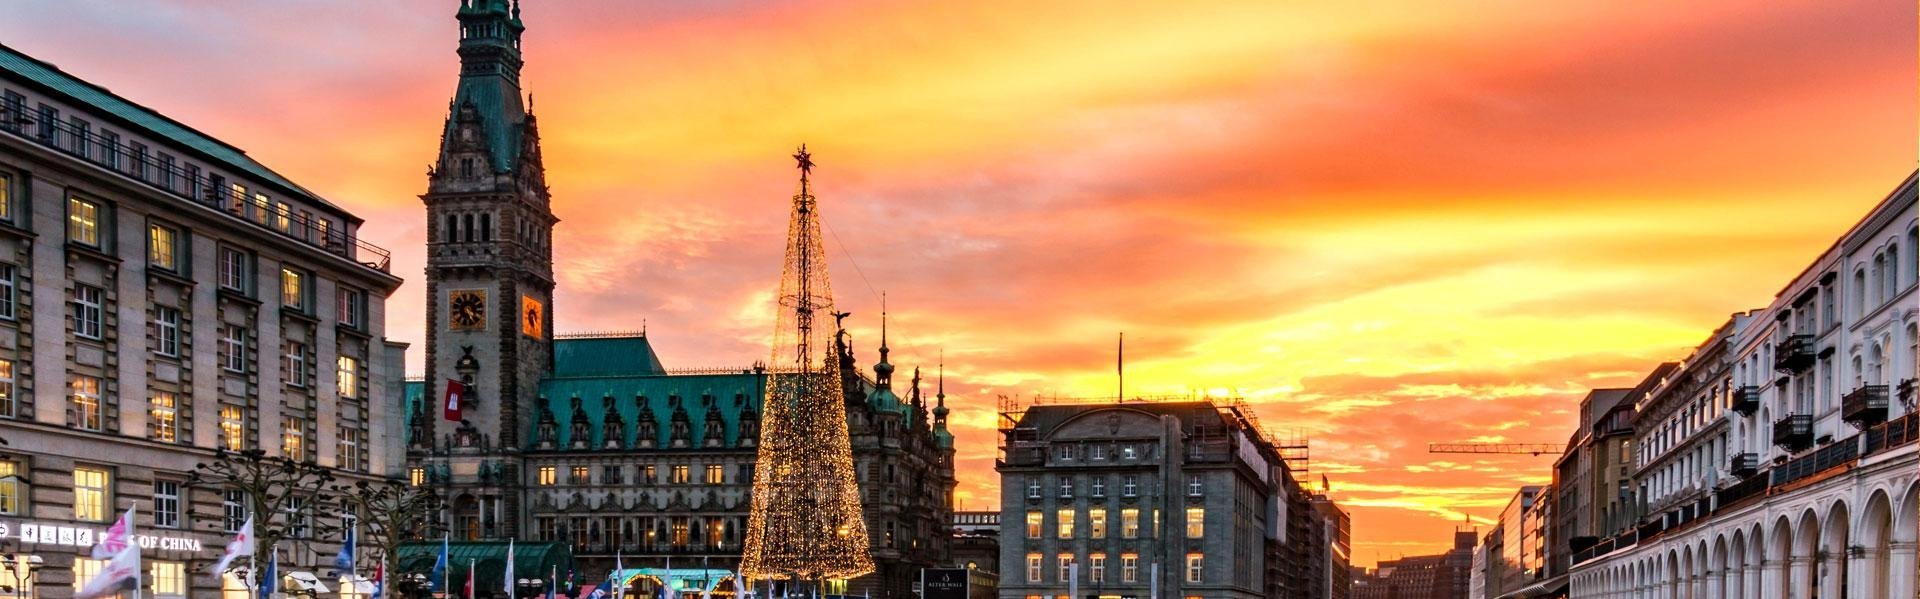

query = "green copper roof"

[
  {"left": 552, "top": 336, "right": 666, "bottom": 377},
  {"left": 868, "top": 388, "right": 908, "bottom": 416},
  {"left": 533, "top": 372, "right": 766, "bottom": 450},
  {"left": 395, "top": 541, "right": 571, "bottom": 586},
  {"left": 445, "top": 77, "right": 525, "bottom": 173},
  {"left": 0, "top": 43, "right": 350, "bottom": 218}
]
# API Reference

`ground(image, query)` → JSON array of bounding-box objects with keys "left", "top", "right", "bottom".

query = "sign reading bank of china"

[{"left": 0, "top": 521, "right": 205, "bottom": 552}]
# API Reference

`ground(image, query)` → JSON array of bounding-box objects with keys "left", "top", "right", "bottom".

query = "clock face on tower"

[
  {"left": 521, "top": 295, "right": 544, "bottom": 339},
  {"left": 449, "top": 290, "right": 487, "bottom": 330}
]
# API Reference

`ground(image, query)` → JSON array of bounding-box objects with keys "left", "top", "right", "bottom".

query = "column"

[
  {"left": 1786, "top": 556, "right": 1811, "bottom": 599},
  {"left": 1843, "top": 549, "right": 1872, "bottom": 598},
  {"left": 1704, "top": 569, "right": 1721, "bottom": 599},
  {"left": 1758, "top": 559, "right": 1782, "bottom": 599},
  {"left": 1888, "top": 542, "right": 1917, "bottom": 599}
]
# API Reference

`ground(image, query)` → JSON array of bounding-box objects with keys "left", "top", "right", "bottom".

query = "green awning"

[{"left": 395, "top": 541, "right": 573, "bottom": 588}]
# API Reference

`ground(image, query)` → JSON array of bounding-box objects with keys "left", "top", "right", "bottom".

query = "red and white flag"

[
  {"left": 209, "top": 515, "right": 255, "bottom": 577},
  {"left": 92, "top": 506, "right": 136, "bottom": 559},
  {"left": 444, "top": 379, "right": 467, "bottom": 421},
  {"left": 466, "top": 558, "right": 477, "bottom": 598},
  {"left": 75, "top": 544, "right": 141, "bottom": 599}
]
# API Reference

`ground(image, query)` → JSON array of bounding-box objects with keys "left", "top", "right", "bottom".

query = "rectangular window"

[
  {"left": 1026, "top": 478, "right": 1041, "bottom": 499},
  {"left": 1186, "top": 507, "right": 1205, "bottom": 538},
  {"left": 283, "top": 341, "right": 306, "bottom": 388},
  {"left": 150, "top": 392, "right": 178, "bottom": 443},
  {"left": 705, "top": 464, "right": 724, "bottom": 484},
  {"left": 1121, "top": 554, "right": 1139, "bottom": 583},
  {"left": 218, "top": 247, "right": 248, "bottom": 291},
  {"left": 603, "top": 465, "right": 623, "bottom": 484},
  {"left": 1025, "top": 511, "right": 1042, "bottom": 539},
  {"left": 69, "top": 117, "right": 88, "bottom": 157},
  {"left": 221, "top": 326, "right": 247, "bottom": 372},
  {"left": 73, "top": 467, "right": 109, "bottom": 521},
  {"left": 1057, "top": 554, "right": 1073, "bottom": 583},
  {"left": 1090, "top": 477, "right": 1105, "bottom": 497},
  {"left": 1056, "top": 508, "right": 1074, "bottom": 539},
  {"left": 245, "top": 190, "right": 265, "bottom": 223},
  {"left": 148, "top": 224, "right": 178, "bottom": 270},
  {"left": 672, "top": 465, "right": 690, "bottom": 484},
  {"left": 0, "top": 173, "right": 9, "bottom": 221},
  {"left": 1089, "top": 554, "right": 1106, "bottom": 584},
  {"left": 131, "top": 142, "right": 149, "bottom": 180},
  {"left": 1059, "top": 478, "right": 1073, "bottom": 498},
  {"left": 0, "top": 459, "right": 20, "bottom": 515},
  {"left": 153, "top": 480, "right": 181, "bottom": 528},
  {"left": 223, "top": 490, "right": 247, "bottom": 533},
  {"left": 537, "top": 466, "right": 556, "bottom": 486},
  {"left": 0, "top": 91, "right": 19, "bottom": 134},
  {"left": 70, "top": 375, "right": 101, "bottom": 431},
  {"left": 101, "top": 130, "right": 119, "bottom": 169},
  {"left": 35, "top": 105, "right": 55, "bottom": 143},
  {"left": 0, "top": 263, "right": 14, "bottom": 319},
  {"left": 1188, "top": 474, "right": 1203, "bottom": 496},
  {"left": 0, "top": 358, "right": 13, "bottom": 418},
  {"left": 280, "top": 267, "right": 306, "bottom": 310},
  {"left": 281, "top": 416, "right": 305, "bottom": 461},
  {"left": 219, "top": 405, "right": 244, "bottom": 450},
  {"left": 274, "top": 201, "right": 291, "bottom": 232},
  {"left": 1122, "top": 475, "right": 1138, "bottom": 497},
  {"left": 1026, "top": 554, "right": 1042, "bottom": 583},
  {"left": 67, "top": 196, "right": 100, "bottom": 247},
  {"left": 337, "top": 427, "right": 362, "bottom": 471},
  {"left": 336, "top": 356, "right": 360, "bottom": 399},
  {"left": 1090, "top": 507, "right": 1107, "bottom": 538},
  {"left": 1185, "top": 554, "right": 1203, "bottom": 583},
  {"left": 154, "top": 306, "right": 181, "bottom": 357},
  {"left": 72, "top": 558, "right": 103, "bottom": 594},
  {"left": 337, "top": 287, "right": 364, "bottom": 328},
  {"left": 285, "top": 496, "right": 310, "bottom": 538},
  {"left": 151, "top": 560, "right": 185, "bottom": 598},
  {"left": 159, "top": 153, "right": 176, "bottom": 189},
  {"left": 1121, "top": 508, "right": 1140, "bottom": 539},
  {"left": 409, "top": 468, "right": 425, "bottom": 487},
  {"left": 71, "top": 284, "right": 102, "bottom": 339},
  {"left": 641, "top": 465, "right": 656, "bottom": 483},
  {"left": 569, "top": 465, "right": 589, "bottom": 484}
]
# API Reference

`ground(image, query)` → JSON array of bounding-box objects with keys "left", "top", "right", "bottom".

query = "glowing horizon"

[{"left": 4, "top": 0, "right": 1912, "bottom": 567}]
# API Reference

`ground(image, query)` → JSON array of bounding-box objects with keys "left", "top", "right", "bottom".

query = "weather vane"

[{"left": 794, "top": 144, "right": 814, "bottom": 176}]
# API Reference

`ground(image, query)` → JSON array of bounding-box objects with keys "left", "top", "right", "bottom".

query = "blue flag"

[
  {"left": 587, "top": 580, "right": 613, "bottom": 598},
  {"left": 430, "top": 535, "right": 449, "bottom": 591},
  {"left": 258, "top": 549, "right": 278, "bottom": 599},
  {"left": 333, "top": 526, "right": 356, "bottom": 575}
]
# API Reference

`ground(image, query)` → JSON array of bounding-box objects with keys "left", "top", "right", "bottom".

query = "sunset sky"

[{"left": 5, "top": 1, "right": 1913, "bottom": 566}]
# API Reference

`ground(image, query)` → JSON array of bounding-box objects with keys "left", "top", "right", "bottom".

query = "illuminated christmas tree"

[{"left": 741, "top": 145, "right": 874, "bottom": 583}]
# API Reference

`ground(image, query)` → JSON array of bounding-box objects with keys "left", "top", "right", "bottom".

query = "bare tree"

[
  {"left": 330, "top": 478, "right": 444, "bottom": 570},
  {"left": 185, "top": 448, "right": 339, "bottom": 574}
]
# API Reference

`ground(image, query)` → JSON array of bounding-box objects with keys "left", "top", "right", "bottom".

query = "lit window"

[
  {"left": 0, "top": 358, "right": 14, "bottom": 418},
  {"left": 1121, "top": 554, "right": 1138, "bottom": 583},
  {"left": 281, "top": 268, "right": 306, "bottom": 310},
  {"left": 67, "top": 196, "right": 99, "bottom": 247},
  {"left": 70, "top": 375, "right": 101, "bottom": 431},
  {"left": 73, "top": 467, "right": 110, "bottom": 521},
  {"left": 1090, "top": 507, "right": 1107, "bottom": 538},
  {"left": 1089, "top": 554, "right": 1106, "bottom": 584},
  {"left": 249, "top": 193, "right": 270, "bottom": 226},
  {"left": 153, "top": 480, "right": 181, "bottom": 529},
  {"left": 409, "top": 468, "right": 425, "bottom": 487},
  {"left": 570, "top": 465, "right": 589, "bottom": 484},
  {"left": 1025, "top": 511, "right": 1042, "bottom": 539},
  {"left": 1187, "top": 507, "right": 1205, "bottom": 538},
  {"left": 1121, "top": 508, "right": 1140, "bottom": 539},
  {"left": 1057, "top": 554, "right": 1073, "bottom": 583},
  {"left": 154, "top": 307, "right": 181, "bottom": 357},
  {"left": 72, "top": 558, "right": 105, "bottom": 594},
  {"left": 1056, "top": 508, "right": 1074, "bottom": 539},
  {"left": 0, "top": 173, "right": 9, "bottom": 220},
  {"left": 537, "top": 466, "right": 556, "bottom": 486},
  {"left": 71, "top": 284, "right": 102, "bottom": 339},
  {"left": 1185, "top": 553, "right": 1203, "bottom": 583},
  {"left": 705, "top": 464, "right": 724, "bottom": 484},
  {"left": 275, "top": 201, "right": 291, "bottom": 232},
  {"left": 0, "top": 459, "right": 20, "bottom": 515},
  {"left": 672, "top": 465, "right": 690, "bottom": 484},
  {"left": 150, "top": 392, "right": 178, "bottom": 443},
  {"left": 1025, "top": 554, "right": 1042, "bottom": 583},
  {"left": 336, "top": 356, "right": 360, "bottom": 399},
  {"left": 219, "top": 405, "right": 245, "bottom": 450},
  {"left": 148, "top": 224, "right": 177, "bottom": 270},
  {"left": 281, "top": 417, "right": 306, "bottom": 461}
]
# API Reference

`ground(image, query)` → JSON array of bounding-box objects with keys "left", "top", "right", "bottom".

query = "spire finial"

[
  {"left": 879, "top": 291, "right": 888, "bottom": 353},
  {"left": 793, "top": 144, "right": 814, "bottom": 178}
]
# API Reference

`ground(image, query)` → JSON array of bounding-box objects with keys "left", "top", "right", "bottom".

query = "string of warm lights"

[{"left": 741, "top": 146, "right": 875, "bottom": 583}]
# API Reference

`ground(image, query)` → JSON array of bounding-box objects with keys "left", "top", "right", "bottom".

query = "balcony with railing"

[
  {"left": 1731, "top": 386, "right": 1761, "bottom": 416},
  {"left": 1728, "top": 453, "right": 1759, "bottom": 478},
  {"left": 1772, "top": 335, "right": 1815, "bottom": 372},
  {"left": 1770, "top": 435, "right": 1859, "bottom": 487},
  {"left": 1864, "top": 412, "right": 1918, "bottom": 457},
  {"left": 0, "top": 105, "right": 392, "bottom": 273},
  {"left": 1842, "top": 385, "right": 1890, "bottom": 428},
  {"left": 1771, "top": 414, "right": 1813, "bottom": 451}
]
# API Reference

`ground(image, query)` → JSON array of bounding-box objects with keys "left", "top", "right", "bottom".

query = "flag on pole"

[
  {"left": 466, "top": 558, "right": 477, "bottom": 599},
  {"left": 444, "top": 379, "right": 468, "bottom": 421},
  {"left": 259, "top": 547, "right": 279, "bottom": 599},
  {"left": 614, "top": 550, "right": 627, "bottom": 599},
  {"left": 371, "top": 558, "right": 387, "bottom": 599},
  {"left": 701, "top": 556, "right": 712, "bottom": 599},
  {"left": 74, "top": 543, "right": 141, "bottom": 599},
  {"left": 210, "top": 515, "right": 255, "bottom": 577},
  {"left": 431, "top": 534, "right": 450, "bottom": 592},
  {"left": 92, "top": 506, "right": 136, "bottom": 559},
  {"left": 548, "top": 564, "right": 558, "bottom": 599},
  {"left": 505, "top": 538, "right": 517, "bottom": 598},
  {"left": 335, "top": 523, "right": 358, "bottom": 576}
]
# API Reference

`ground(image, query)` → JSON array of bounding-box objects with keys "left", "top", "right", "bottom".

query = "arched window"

[
  {"left": 445, "top": 212, "right": 459, "bottom": 243},
  {"left": 1855, "top": 269, "right": 1869, "bottom": 317},
  {"left": 1881, "top": 248, "right": 1897, "bottom": 301},
  {"left": 1870, "top": 343, "right": 1885, "bottom": 386},
  {"left": 480, "top": 213, "right": 492, "bottom": 242},
  {"left": 1907, "top": 226, "right": 1918, "bottom": 285}
]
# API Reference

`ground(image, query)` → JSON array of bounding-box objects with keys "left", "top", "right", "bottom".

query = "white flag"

[
  {"left": 210, "top": 515, "right": 256, "bottom": 577},
  {"left": 76, "top": 544, "right": 141, "bottom": 599},
  {"left": 505, "top": 538, "right": 517, "bottom": 597},
  {"left": 92, "top": 506, "right": 136, "bottom": 559}
]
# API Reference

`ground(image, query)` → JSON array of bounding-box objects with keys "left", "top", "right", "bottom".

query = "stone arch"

[
  {"left": 1859, "top": 489, "right": 1896, "bottom": 598},
  {"left": 1729, "top": 528, "right": 1749, "bottom": 598},
  {"left": 1667, "top": 549, "right": 1683, "bottom": 599},
  {"left": 1793, "top": 508, "right": 1823, "bottom": 599},
  {"left": 1770, "top": 515, "right": 1795, "bottom": 599},
  {"left": 1818, "top": 499, "right": 1850, "bottom": 598}
]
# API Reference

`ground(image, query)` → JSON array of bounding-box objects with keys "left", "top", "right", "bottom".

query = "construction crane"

[{"left": 1426, "top": 443, "right": 1567, "bottom": 456}]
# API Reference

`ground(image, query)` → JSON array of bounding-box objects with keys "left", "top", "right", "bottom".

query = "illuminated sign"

[{"left": 0, "top": 521, "right": 204, "bottom": 552}]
